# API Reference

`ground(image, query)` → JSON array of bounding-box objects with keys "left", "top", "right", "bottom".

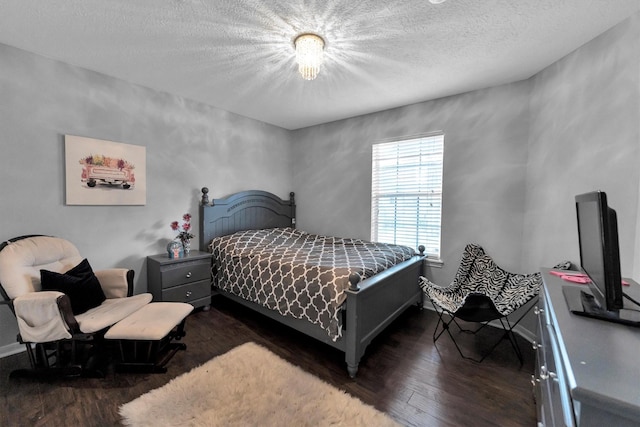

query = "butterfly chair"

[
  {"left": 0, "top": 235, "right": 152, "bottom": 377},
  {"left": 420, "top": 243, "right": 542, "bottom": 364}
]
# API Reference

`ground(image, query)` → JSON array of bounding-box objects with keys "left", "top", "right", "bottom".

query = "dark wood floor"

[{"left": 0, "top": 298, "right": 536, "bottom": 426}]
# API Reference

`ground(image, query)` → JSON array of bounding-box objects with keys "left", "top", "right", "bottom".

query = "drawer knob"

[{"left": 186, "top": 272, "right": 192, "bottom": 278}]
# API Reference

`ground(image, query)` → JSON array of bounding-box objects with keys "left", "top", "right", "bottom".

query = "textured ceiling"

[{"left": 0, "top": 0, "right": 637, "bottom": 130}]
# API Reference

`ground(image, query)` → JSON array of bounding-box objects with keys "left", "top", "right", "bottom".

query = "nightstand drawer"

[
  {"left": 162, "top": 279, "right": 210, "bottom": 303},
  {"left": 161, "top": 261, "right": 210, "bottom": 288},
  {"left": 147, "top": 251, "right": 213, "bottom": 310}
]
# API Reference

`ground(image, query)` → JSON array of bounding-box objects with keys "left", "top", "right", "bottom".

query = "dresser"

[
  {"left": 147, "top": 251, "right": 212, "bottom": 309},
  {"left": 534, "top": 268, "right": 640, "bottom": 426}
]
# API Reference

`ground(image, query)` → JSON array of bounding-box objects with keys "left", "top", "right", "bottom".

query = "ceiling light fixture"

[
  {"left": 294, "top": 33, "right": 325, "bottom": 81},
  {"left": 429, "top": 0, "right": 447, "bottom": 4}
]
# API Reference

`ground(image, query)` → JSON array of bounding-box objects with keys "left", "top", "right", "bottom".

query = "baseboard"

[{"left": 0, "top": 342, "right": 26, "bottom": 359}]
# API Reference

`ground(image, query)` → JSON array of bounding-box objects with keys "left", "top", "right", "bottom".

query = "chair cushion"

[
  {"left": 421, "top": 279, "right": 466, "bottom": 313},
  {"left": 421, "top": 243, "right": 541, "bottom": 316},
  {"left": 104, "top": 302, "right": 193, "bottom": 340},
  {"left": 0, "top": 236, "right": 83, "bottom": 299},
  {"left": 41, "top": 259, "right": 106, "bottom": 315},
  {"left": 451, "top": 243, "right": 485, "bottom": 287},
  {"left": 492, "top": 273, "right": 541, "bottom": 315},
  {"left": 75, "top": 293, "right": 153, "bottom": 333},
  {"left": 455, "top": 294, "right": 504, "bottom": 322},
  {"left": 467, "top": 252, "right": 508, "bottom": 297}
]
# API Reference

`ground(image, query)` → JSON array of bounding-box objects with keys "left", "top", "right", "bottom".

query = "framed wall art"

[{"left": 65, "top": 135, "right": 146, "bottom": 205}]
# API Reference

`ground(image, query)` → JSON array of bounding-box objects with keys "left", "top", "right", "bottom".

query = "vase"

[
  {"left": 167, "top": 240, "right": 184, "bottom": 259},
  {"left": 182, "top": 239, "right": 191, "bottom": 256}
]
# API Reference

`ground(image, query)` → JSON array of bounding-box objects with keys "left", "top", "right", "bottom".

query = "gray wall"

[
  {"left": 0, "top": 44, "right": 292, "bottom": 352},
  {"left": 523, "top": 12, "right": 640, "bottom": 278}
]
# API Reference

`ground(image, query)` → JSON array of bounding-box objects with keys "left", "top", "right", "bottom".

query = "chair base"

[
  {"left": 431, "top": 296, "right": 538, "bottom": 364},
  {"left": 109, "top": 322, "right": 188, "bottom": 374},
  {"left": 104, "top": 303, "right": 192, "bottom": 374},
  {"left": 11, "top": 303, "right": 192, "bottom": 378},
  {"left": 13, "top": 333, "right": 110, "bottom": 379}
]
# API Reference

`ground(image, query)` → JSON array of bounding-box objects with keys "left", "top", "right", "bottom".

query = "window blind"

[{"left": 371, "top": 134, "right": 444, "bottom": 259}]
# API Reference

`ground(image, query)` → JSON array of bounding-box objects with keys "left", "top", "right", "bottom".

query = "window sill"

[{"left": 424, "top": 258, "right": 443, "bottom": 268}]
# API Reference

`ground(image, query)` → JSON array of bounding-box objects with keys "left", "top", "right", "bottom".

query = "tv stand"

[
  {"left": 562, "top": 286, "right": 640, "bottom": 326},
  {"left": 534, "top": 269, "right": 640, "bottom": 426}
]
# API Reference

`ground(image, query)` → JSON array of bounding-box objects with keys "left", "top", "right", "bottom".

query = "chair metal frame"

[{"left": 430, "top": 293, "right": 538, "bottom": 364}]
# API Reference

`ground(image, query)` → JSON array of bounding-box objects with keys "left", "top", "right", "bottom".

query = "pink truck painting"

[{"left": 80, "top": 155, "right": 135, "bottom": 189}]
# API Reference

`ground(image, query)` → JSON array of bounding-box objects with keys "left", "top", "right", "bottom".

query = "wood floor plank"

[{"left": 0, "top": 297, "right": 536, "bottom": 426}]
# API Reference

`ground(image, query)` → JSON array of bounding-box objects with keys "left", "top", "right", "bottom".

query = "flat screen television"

[
  {"left": 563, "top": 191, "right": 640, "bottom": 326},
  {"left": 575, "top": 191, "right": 622, "bottom": 310}
]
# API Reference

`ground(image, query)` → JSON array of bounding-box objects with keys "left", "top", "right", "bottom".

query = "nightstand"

[{"left": 147, "top": 251, "right": 212, "bottom": 310}]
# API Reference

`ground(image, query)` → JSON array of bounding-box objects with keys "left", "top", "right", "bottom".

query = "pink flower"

[{"left": 170, "top": 214, "right": 194, "bottom": 242}]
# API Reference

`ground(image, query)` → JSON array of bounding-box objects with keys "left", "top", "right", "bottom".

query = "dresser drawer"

[
  {"left": 162, "top": 279, "right": 211, "bottom": 303},
  {"left": 160, "top": 260, "right": 210, "bottom": 289},
  {"left": 545, "top": 323, "right": 575, "bottom": 426},
  {"left": 534, "top": 303, "right": 548, "bottom": 425}
]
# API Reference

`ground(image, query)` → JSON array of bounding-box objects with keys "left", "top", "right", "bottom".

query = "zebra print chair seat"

[{"left": 419, "top": 243, "right": 542, "bottom": 363}]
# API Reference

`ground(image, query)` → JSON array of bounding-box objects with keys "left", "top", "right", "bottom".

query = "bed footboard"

[
  {"left": 212, "top": 252, "right": 424, "bottom": 378},
  {"left": 343, "top": 250, "right": 425, "bottom": 377}
]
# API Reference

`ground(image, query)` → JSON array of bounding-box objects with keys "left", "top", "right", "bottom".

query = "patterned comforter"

[{"left": 209, "top": 228, "right": 416, "bottom": 341}]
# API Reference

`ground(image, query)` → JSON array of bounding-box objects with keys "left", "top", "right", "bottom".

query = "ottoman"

[{"left": 105, "top": 302, "right": 193, "bottom": 373}]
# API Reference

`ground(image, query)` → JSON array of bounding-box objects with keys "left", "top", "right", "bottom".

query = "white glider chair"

[{"left": 0, "top": 235, "right": 152, "bottom": 377}]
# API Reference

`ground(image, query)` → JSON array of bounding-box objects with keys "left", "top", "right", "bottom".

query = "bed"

[{"left": 198, "top": 188, "right": 425, "bottom": 377}]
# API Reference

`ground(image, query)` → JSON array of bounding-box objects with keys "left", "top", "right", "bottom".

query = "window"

[{"left": 371, "top": 133, "right": 444, "bottom": 260}]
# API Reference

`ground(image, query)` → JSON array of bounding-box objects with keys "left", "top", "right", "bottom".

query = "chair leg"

[
  {"left": 432, "top": 305, "right": 454, "bottom": 343},
  {"left": 470, "top": 319, "right": 522, "bottom": 364},
  {"left": 37, "top": 344, "right": 51, "bottom": 368},
  {"left": 500, "top": 318, "right": 520, "bottom": 360},
  {"left": 431, "top": 306, "right": 475, "bottom": 361},
  {"left": 24, "top": 343, "right": 37, "bottom": 368}
]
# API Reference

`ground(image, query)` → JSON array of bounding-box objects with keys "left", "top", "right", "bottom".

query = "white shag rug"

[{"left": 119, "top": 342, "right": 400, "bottom": 427}]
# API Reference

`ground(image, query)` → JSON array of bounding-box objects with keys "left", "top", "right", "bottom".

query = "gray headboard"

[{"left": 198, "top": 188, "right": 296, "bottom": 250}]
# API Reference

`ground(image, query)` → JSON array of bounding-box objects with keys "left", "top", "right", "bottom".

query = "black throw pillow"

[{"left": 40, "top": 258, "right": 106, "bottom": 315}]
